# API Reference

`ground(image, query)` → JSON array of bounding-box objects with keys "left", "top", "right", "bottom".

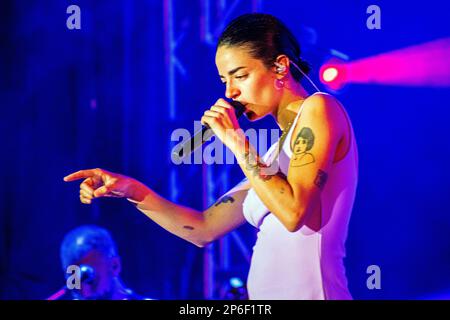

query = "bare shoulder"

[
  {"left": 290, "top": 93, "right": 346, "bottom": 147},
  {"left": 302, "top": 92, "right": 343, "bottom": 118}
]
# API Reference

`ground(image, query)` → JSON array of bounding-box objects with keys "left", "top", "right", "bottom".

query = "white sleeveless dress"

[{"left": 238, "top": 93, "right": 358, "bottom": 299}]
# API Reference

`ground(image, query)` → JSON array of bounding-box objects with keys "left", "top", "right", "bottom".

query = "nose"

[{"left": 225, "top": 81, "right": 240, "bottom": 100}]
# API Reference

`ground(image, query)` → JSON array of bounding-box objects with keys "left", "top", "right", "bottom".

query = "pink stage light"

[
  {"left": 346, "top": 37, "right": 450, "bottom": 87},
  {"left": 319, "top": 58, "right": 347, "bottom": 91}
]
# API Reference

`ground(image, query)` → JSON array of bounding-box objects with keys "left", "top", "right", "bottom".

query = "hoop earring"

[{"left": 274, "top": 78, "right": 285, "bottom": 90}]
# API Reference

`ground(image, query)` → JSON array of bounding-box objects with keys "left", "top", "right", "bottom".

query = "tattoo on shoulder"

[
  {"left": 214, "top": 196, "right": 235, "bottom": 206},
  {"left": 183, "top": 225, "right": 194, "bottom": 230},
  {"left": 291, "top": 127, "right": 315, "bottom": 167},
  {"left": 314, "top": 169, "right": 328, "bottom": 190}
]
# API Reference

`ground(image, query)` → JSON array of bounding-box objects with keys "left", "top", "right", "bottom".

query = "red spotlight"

[
  {"left": 319, "top": 58, "right": 348, "bottom": 91},
  {"left": 322, "top": 67, "right": 339, "bottom": 82}
]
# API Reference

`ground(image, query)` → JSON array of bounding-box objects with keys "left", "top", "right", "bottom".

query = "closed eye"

[{"left": 220, "top": 74, "right": 248, "bottom": 85}]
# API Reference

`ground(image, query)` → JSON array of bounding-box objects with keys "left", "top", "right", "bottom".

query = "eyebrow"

[{"left": 219, "top": 66, "right": 247, "bottom": 78}]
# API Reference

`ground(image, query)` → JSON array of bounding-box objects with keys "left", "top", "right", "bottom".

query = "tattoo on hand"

[
  {"left": 314, "top": 169, "right": 328, "bottom": 190},
  {"left": 291, "top": 127, "right": 315, "bottom": 167},
  {"left": 214, "top": 196, "right": 235, "bottom": 206}
]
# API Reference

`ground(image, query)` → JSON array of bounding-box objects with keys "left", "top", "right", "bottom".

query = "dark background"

[{"left": 1, "top": 0, "right": 449, "bottom": 299}]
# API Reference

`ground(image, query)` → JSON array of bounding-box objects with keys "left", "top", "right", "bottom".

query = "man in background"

[{"left": 59, "top": 225, "right": 148, "bottom": 300}]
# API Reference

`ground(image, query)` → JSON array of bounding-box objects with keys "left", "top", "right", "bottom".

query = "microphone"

[
  {"left": 172, "top": 100, "right": 246, "bottom": 161},
  {"left": 79, "top": 264, "right": 95, "bottom": 284}
]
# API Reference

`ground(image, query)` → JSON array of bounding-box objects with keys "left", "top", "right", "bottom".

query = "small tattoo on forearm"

[
  {"left": 214, "top": 196, "right": 235, "bottom": 206},
  {"left": 280, "top": 187, "right": 285, "bottom": 194},
  {"left": 183, "top": 226, "right": 194, "bottom": 230},
  {"left": 314, "top": 169, "right": 328, "bottom": 190}
]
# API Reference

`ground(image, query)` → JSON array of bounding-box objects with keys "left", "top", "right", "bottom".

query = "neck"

[{"left": 273, "top": 83, "right": 309, "bottom": 130}]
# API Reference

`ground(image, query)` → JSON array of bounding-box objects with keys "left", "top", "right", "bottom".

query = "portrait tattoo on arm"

[
  {"left": 314, "top": 169, "right": 328, "bottom": 190},
  {"left": 291, "top": 127, "right": 316, "bottom": 167}
]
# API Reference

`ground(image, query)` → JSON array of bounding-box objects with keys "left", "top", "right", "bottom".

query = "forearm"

[
  {"left": 230, "top": 133, "right": 306, "bottom": 231},
  {"left": 127, "top": 182, "right": 209, "bottom": 247}
]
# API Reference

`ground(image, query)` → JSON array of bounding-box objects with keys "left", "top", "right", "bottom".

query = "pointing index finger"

[{"left": 63, "top": 169, "right": 98, "bottom": 182}]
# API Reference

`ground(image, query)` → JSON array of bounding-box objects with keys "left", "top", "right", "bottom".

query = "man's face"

[{"left": 71, "top": 250, "right": 119, "bottom": 300}]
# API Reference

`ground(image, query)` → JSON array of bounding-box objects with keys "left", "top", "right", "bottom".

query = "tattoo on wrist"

[
  {"left": 183, "top": 226, "right": 194, "bottom": 230},
  {"left": 314, "top": 169, "right": 328, "bottom": 190},
  {"left": 243, "top": 150, "right": 273, "bottom": 181},
  {"left": 239, "top": 139, "right": 284, "bottom": 181}
]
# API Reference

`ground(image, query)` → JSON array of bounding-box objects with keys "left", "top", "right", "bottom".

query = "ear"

[
  {"left": 273, "top": 55, "right": 290, "bottom": 77},
  {"left": 110, "top": 256, "right": 122, "bottom": 277},
  {"left": 274, "top": 62, "right": 286, "bottom": 73}
]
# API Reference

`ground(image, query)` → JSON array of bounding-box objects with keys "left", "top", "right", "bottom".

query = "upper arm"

[
  {"left": 202, "top": 179, "right": 250, "bottom": 243},
  {"left": 287, "top": 94, "right": 344, "bottom": 228}
]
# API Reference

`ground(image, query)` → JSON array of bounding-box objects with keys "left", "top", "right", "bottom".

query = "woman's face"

[
  {"left": 294, "top": 137, "right": 308, "bottom": 154},
  {"left": 215, "top": 45, "right": 281, "bottom": 121}
]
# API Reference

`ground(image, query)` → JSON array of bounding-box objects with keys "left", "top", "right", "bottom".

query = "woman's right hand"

[{"left": 63, "top": 168, "right": 146, "bottom": 204}]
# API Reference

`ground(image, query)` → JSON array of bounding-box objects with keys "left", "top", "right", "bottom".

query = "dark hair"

[
  {"left": 298, "top": 127, "right": 315, "bottom": 151},
  {"left": 217, "top": 13, "right": 311, "bottom": 82},
  {"left": 60, "top": 225, "right": 118, "bottom": 270}
]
